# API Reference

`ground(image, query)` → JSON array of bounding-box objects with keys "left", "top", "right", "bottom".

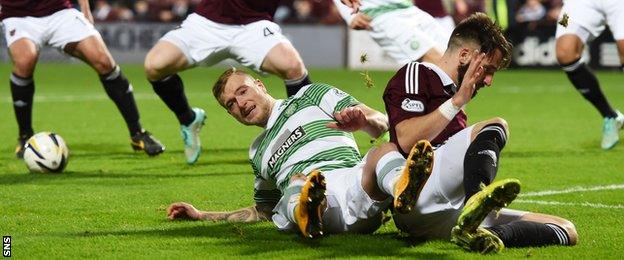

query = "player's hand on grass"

[
  {"left": 452, "top": 50, "right": 486, "bottom": 107},
  {"left": 341, "top": 0, "right": 361, "bottom": 13},
  {"left": 350, "top": 13, "right": 372, "bottom": 30},
  {"left": 327, "top": 106, "right": 367, "bottom": 132},
  {"left": 167, "top": 202, "right": 204, "bottom": 220}
]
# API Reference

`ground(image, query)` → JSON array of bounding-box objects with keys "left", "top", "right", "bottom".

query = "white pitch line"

[
  {"left": 516, "top": 199, "right": 624, "bottom": 209},
  {"left": 521, "top": 184, "right": 624, "bottom": 197}
]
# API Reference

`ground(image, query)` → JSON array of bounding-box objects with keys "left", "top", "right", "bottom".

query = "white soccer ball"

[{"left": 23, "top": 132, "right": 69, "bottom": 173}]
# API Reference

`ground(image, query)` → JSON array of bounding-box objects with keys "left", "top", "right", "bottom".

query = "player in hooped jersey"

[
  {"left": 334, "top": 0, "right": 450, "bottom": 64},
  {"left": 383, "top": 13, "right": 578, "bottom": 253},
  {"left": 1, "top": 0, "right": 164, "bottom": 157},
  {"left": 166, "top": 68, "right": 435, "bottom": 239},
  {"left": 144, "top": 0, "right": 312, "bottom": 164}
]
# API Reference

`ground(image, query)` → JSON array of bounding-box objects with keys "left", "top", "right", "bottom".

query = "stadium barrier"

[{"left": 0, "top": 22, "right": 618, "bottom": 70}]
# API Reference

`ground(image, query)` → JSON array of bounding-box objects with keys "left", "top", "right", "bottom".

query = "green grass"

[{"left": 1, "top": 63, "right": 623, "bottom": 258}]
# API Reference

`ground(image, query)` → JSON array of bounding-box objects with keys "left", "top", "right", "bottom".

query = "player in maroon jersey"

[
  {"left": 384, "top": 13, "right": 577, "bottom": 253},
  {"left": 144, "top": 0, "right": 312, "bottom": 164},
  {"left": 1, "top": 0, "right": 164, "bottom": 157}
]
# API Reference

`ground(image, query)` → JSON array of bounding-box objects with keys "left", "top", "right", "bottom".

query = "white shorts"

[
  {"left": 1, "top": 9, "right": 99, "bottom": 50},
  {"left": 160, "top": 13, "right": 291, "bottom": 72},
  {"left": 556, "top": 0, "right": 624, "bottom": 42},
  {"left": 272, "top": 161, "right": 390, "bottom": 234},
  {"left": 369, "top": 7, "right": 450, "bottom": 64},
  {"left": 393, "top": 126, "right": 527, "bottom": 239}
]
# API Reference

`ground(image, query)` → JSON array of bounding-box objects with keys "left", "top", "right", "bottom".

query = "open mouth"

[{"left": 243, "top": 105, "right": 256, "bottom": 118}]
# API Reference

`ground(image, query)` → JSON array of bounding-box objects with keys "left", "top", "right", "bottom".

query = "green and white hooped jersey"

[
  {"left": 251, "top": 84, "right": 362, "bottom": 205},
  {"left": 334, "top": 0, "right": 413, "bottom": 23}
]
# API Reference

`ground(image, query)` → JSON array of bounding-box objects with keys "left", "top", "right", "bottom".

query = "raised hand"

[
  {"left": 453, "top": 50, "right": 486, "bottom": 107},
  {"left": 326, "top": 106, "right": 368, "bottom": 132}
]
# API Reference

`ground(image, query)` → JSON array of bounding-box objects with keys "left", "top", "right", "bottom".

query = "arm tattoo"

[{"left": 202, "top": 206, "right": 267, "bottom": 223}]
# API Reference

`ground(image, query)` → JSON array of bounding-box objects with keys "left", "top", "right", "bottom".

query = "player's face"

[
  {"left": 458, "top": 49, "right": 503, "bottom": 93},
  {"left": 220, "top": 74, "right": 272, "bottom": 127}
]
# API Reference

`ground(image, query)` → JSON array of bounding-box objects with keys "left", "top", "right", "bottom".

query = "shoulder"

[{"left": 386, "top": 62, "right": 441, "bottom": 95}]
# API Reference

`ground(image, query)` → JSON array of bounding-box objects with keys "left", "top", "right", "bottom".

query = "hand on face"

[
  {"left": 453, "top": 50, "right": 487, "bottom": 107},
  {"left": 326, "top": 106, "right": 367, "bottom": 132}
]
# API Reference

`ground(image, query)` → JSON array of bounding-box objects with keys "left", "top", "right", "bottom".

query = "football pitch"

[{"left": 1, "top": 63, "right": 623, "bottom": 258}]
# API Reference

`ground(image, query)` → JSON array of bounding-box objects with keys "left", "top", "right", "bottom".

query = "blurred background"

[{"left": 0, "top": 0, "right": 618, "bottom": 70}]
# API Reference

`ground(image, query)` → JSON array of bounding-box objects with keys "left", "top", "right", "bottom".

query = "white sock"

[
  {"left": 284, "top": 179, "right": 306, "bottom": 224},
  {"left": 375, "top": 151, "right": 405, "bottom": 196}
]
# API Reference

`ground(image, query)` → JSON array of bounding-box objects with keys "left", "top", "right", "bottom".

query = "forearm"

[
  {"left": 199, "top": 205, "right": 272, "bottom": 222},
  {"left": 396, "top": 110, "right": 451, "bottom": 152},
  {"left": 363, "top": 112, "right": 389, "bottom": 138}
]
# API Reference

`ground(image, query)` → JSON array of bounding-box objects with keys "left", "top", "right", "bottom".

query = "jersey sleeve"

[
  {"left": 304, "top": 83, "right": 361, "bottom": 116},
  {"left": 383, "top": 62, "right": 430, "bottom": 129},
  {"left": 253, "top": 176, "right": 281, "bottom": 206}
]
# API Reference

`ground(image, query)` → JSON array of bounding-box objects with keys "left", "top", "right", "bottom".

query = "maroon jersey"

[
  {"left": 414, "top": 0, "right": 447, "bottom": 18},
  {"left": 195, "top": 0, "right": 280, "bottom": 25},
  {"left": 383, "top": 62, "right": 467, "bottom": 154},
  {"left": 0, "top": 0, "right": 72, "bottom": 20}
]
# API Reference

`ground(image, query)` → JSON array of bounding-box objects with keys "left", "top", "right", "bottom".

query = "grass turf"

[{"left": 1, "top": 63, "right": 623, "bottom": 258}]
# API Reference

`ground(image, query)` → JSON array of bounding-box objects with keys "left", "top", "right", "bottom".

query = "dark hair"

[
  {"left": 447, "top": 13, "right": 512, "bottom": 69},
  {"left": 212, "top": 67, "right": 249, "bottom": 105}
]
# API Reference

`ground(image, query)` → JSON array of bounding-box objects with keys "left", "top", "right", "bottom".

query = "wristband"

[{"left": 438, "top": 99, "right": 461, "bottom": 120}]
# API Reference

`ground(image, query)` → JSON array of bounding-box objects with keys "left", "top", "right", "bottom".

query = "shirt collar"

[
  {"left": 420, "top": 62, "right": 458, "bottom": 94},
  {"left": 265, "top": 99, "right": 284, "bottom": 129}
]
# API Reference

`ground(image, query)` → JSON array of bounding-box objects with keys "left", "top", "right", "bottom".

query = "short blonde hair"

[{"left": 212, "top": 68, "right": 251, "bottom": 105}]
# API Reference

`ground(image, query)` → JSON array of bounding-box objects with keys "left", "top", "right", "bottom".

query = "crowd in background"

[{"left": 83, "top": 0, "right": 564, "bottom": 29}]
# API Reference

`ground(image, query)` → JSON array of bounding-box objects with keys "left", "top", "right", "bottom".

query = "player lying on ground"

[
  {"left": 1, "top": 0, "right": 164, "bottom": 157},
  {"left": 381, "top": 13, "right": 578, "bottom": 253},
  {"left": 167, "top": 68, "right": 434, "bottom": 238}
]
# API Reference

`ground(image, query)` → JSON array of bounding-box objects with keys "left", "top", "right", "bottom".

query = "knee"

[
  {"left": 488, "top": 117, "right": 509, "bottom": 135},
  {"left": 90, "top": 53, "right": 116, "bottom": 75},
  {"left": 556, "top": 39, "right": 583, "bottom": 65},
  {"left": 559, "top": 219, "right": 579, "bottom": 246},
  {"left": 281, "top": 58, "right": 305, "bottom": 80},
  {"left": 12, "top": 52, "right": 38, "bottom": 77},
  {"left": 144, "top": 53, "right": 167, "bottom": 81}
]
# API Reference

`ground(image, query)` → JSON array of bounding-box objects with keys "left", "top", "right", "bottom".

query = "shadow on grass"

[
  {"left": 68, "top": 223, "right": 452, "bottom": 258},
  {"left": 0, "top": 170, "right": 249, "bottom": 185}
]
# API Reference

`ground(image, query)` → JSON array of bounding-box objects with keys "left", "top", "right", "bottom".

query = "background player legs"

[
  {"left": 260, "top": 42, "right": 311, "bottom": 96},
  {"left": 9, "top": 38, "right": 39, "bottom": 157},
  {"left": 144, "top": 41, "right": 195, "bottom": 126},
  {"left": 65, "top": 35, "right": 164, "bottom": 155},
  {"left": 556, "top": 34, "right": 617, "bottom": 119},
  {"left": 557, "top": 34, "right": 623, "bottom": 149},
  {"left": 65, "top": 35, "right": 143, "bottom": 136}
]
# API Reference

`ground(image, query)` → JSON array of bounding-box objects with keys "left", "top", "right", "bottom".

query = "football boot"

[{"left": 394, "top": 140, "right": 434, "bottom": 214}]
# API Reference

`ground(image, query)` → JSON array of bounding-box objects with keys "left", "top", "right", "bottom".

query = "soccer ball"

[{"left": 23, "top": 132, "right": 69, "bottom": 173}]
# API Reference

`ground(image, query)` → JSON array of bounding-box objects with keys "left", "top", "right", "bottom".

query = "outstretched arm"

[
  {"left": 167, "top": 202, "right": 273, "bottom": 222},
  {"left": 326, "top": 104, "right": 388, "bottom": 138}
]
